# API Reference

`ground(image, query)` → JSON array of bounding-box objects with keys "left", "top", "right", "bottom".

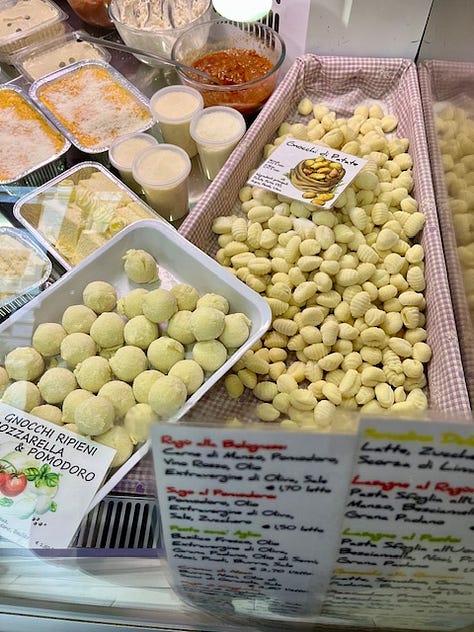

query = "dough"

[
  {"left": 117, "top": 288, "right": 149, "bottom": 319},
  {"left": 148, "top": 374, "right": 187, "bottom": 418},
  {"left": 62, "top": 388, "right": 94, "bottom": 424},
  {"left": 74, "top": 394, "right": 115, "bottom": 436},
  {"left": 38, "top": 367, "right": 77, "bottom": 404},
  {"left": 192, "top": 340, "right": 227, "bottom": 372},
  {"left": 166, "top": 310, "right": 195, "bottom": 345},
  {"left": 60, "top": 332, "right": 97, "bottom": 366},
  {"left": 0, "top": 366, "right": 9, "bottom": 397},
  {"left": 98, "top": 380, "right": 136, "bottom": 418},
  {"left": 123, "top": 249, "right": 159, "bottom": 284},
  {"left": 32, "top": 322, "right": 67, "bottom": 357},
  {"left": 219, "top": 313, "right": 251, "bottom": 348},
  {"left": 190, "top": 306, "right": 225, "bottom": 341},
  {"left": 109, "top": 345, "right": 148, "bottom": 382},
  {"left": 147, "top": 336, "right": 184, "bottom": 373},
  {"left": 196, "top": 292, "right": 230, "bottom": 314},
  {"left": 90, "top": 312, "right": 125, "bottom": 349},
  {"left": 132, "top": 369, "right": 163, "bottom": 403},
  {"left": 2, "top": 380, "right": 41, "bottom": 412},
  {"left": 169, "top": 359, "right": 204, "bottom": 395},
  {"left": 94, "top": 426, "right": 134, "bottom": 467},
  {"left": 82, "top": 280, "right": 117, "bottom": 314},
  {"left": 30, "top": 404, "right": 63, "bottom": 425},
  {"left": 171, "top": 283, "right": 200, "bottom": 311},
  {"left": 63, "top": 423, "right": 87, "bottom": 436},
  {"left": 124, "top": 403, "right": 156, "bottom": 443},
  {"left": 61, "top": 304, "right": 97, "bottom": 334},
  {"left": 142, "top": 288, "right": 177, "bottom": 323},
  {"left": 124, "top": 315, "right": 159, "bottom": 349},
  {"left": 74, "top": 356, "right": 112, "bottom": 392},
  {"left": 5, "top": 346, "right": 44, "bottom": 381}
]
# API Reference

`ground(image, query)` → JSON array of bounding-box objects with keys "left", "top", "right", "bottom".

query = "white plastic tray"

[{"left": 0, "top": 220, "right": 272, "bottom": 507}]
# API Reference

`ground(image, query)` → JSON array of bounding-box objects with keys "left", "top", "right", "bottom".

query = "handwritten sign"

[
  {"left": 246, "top": 140, "right": 367, "bottom": 208},
  {"left": 323, "top": 418, "right": 474, "bottom": 629},
  {"left": 0, "top": 402, "right": 115, "bottom": 549},
  {"left": 151, "top": 423, "right": 357, "bottom": 618}
]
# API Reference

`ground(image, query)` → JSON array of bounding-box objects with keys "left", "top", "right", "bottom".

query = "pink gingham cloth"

[
  {"left": 418, "top": 60, "right": 474, "bottom": 408},
  {"left": 113, "top": 55, "right": 471, "bottom": 497}
]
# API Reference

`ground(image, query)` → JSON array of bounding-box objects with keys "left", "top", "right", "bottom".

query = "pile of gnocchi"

[{"left": 212, "top": 100, "right": 432, "bottom": 430}]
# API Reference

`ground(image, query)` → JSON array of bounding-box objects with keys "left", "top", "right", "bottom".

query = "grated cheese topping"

[
  {"left": 0, "top": 90, "right": 66, "bottom": 182},
  {"left": 37, "top": 66, "right": 152, "bottom": 150}
]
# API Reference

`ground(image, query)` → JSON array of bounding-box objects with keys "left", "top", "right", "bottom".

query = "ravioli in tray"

[
  {"left": 0, "top": 220, "right": 272, "bottom": 508},
  {"left": 13, "top": 162, "right": 161, "bottom": 269}
]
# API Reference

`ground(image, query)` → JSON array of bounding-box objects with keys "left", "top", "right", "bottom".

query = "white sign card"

[
  {"left": 323, "top": 418, "right": 474, "bottom": 630},
  {"left": 0, "top": 403, "right": 115, "bottom": 549},
  {"left": 246, "top": 139, "right": 367, "bottom": 208},
  {"left": 151, "top": 423, "right": 358, "bottom": 618}
]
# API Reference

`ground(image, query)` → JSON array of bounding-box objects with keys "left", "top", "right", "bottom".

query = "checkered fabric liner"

[
  {"left": 418, "top": 60, "right": 474, "bottom": 408},
  {"left": 113, "top": 55, "right": 471, "bottom": 497}
]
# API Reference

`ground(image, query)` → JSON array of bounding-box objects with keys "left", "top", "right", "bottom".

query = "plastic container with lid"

[
  {"left": 109, "top": 132, "right": 158, "bottom": 193},
  {"left": 0, "top": 0, "right": 68, "bottom": 63},
  {"left": 150, "top": 85, "right": 204, "bottom": 158},
  {"left": 13, "top": 27, "right": 111, "bottom": 82}
]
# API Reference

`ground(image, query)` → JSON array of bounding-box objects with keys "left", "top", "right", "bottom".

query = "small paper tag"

[
  {"left": 0, "top": 403, "right": 116, "bottom": 549},
  {"left": 247, "top": 139, "right": 367, "bottom": 209}
]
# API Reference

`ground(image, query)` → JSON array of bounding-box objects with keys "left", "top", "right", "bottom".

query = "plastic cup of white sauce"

[
  {"left": 150, "top": 85, "right": 204, "bottom": 158},
  {"left": 109, "top": 132, "right": 158, "bottom": 193},
  {"left": 132, "top": 144, "right": 192, "bottom": 222},
  {"left": 190, "top": 106, "right": 246, "bottom": 180}
]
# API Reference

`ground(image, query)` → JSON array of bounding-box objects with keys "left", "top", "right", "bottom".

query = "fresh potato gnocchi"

[{"left": 212, "top": 100, "right": 432, "bottom": 428}]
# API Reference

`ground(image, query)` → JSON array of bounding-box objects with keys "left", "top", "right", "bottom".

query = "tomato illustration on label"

[{"left": 0, "top": 472, "right": 27, "bottom": 497}]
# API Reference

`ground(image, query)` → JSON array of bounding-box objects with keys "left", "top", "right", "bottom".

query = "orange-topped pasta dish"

[{"left": 36, "top": 63, "right": 153, "bottom": 152}]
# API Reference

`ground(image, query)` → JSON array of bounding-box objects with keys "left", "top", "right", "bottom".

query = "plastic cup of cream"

[
  {"left": 132, "top": 144, "right": 192, "bottom": 222},
  {"left": 109, "top": 132, "right": 158, "bottom": 193},
  {"left": 150, "top": 86, "right": 204, "bottom": 158},
  {"left": 190, "top": 106, "right": 246, "bottom": 180}
]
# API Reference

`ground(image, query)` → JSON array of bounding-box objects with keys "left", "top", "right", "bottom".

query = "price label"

[
  {"left": 151, "top": 423, "right": 357, "bottom": 618},
  {"left": 324, "top": 418, "right": 474, "bottom": 629}
]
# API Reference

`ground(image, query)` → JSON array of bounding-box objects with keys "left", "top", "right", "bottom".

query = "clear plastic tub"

[
  {"left": 0, "top": 0, "right": 68, "bottom": 63},
  {"left": 13, "top": 28, "right": 111, "bottom": 82}
]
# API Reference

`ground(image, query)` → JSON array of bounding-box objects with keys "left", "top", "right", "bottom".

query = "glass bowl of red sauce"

[{"left": 171, "top": 18, "right": 286, "bottom": 119}]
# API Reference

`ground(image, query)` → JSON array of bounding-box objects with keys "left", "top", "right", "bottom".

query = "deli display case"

[{"left": 1, "top": 2, "right": 474, "bottom": 631}]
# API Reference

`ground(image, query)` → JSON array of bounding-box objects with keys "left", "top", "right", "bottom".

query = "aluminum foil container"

[
  {"left": 0, "top": 0, "right": 68, "bottom": 63},
  {"left": 13, "top": 161, "right": 162, "bottom": 270},
  {"left": 29, "top": 60, "right": 155, "bottom": 154},
  {"left": 0, "top": 226, "right": 52, "bottom": 309},
  {"left": 0, "top": 85, "right": 70, "bottom": 186}
]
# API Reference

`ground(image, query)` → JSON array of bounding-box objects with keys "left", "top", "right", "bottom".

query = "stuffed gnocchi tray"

[
  {"left": 177, "top": 54, "right": 470, "bottom": 425},
  {"left": 0, "top": 219, "right": 272, "bottom": 509}
]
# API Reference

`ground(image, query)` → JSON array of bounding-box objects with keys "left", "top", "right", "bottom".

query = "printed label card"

[
  {"left": 247, "top": 140, "right": 367, "bottom": 209},
  {"left": 0, "top": 402, "right": 115, "bottom": 549}
]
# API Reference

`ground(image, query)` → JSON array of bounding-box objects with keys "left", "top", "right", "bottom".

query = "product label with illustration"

[
  {"left": 0, "top": 402, "right": 115, "bottom": 549},
  {"left": 246, "top": 140, "right": 367, "bottom": 208}
]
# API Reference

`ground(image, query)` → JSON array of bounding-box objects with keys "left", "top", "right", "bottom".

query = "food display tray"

[
  {"left": 0, "top": 0, "right": 68, "bottom": 63},
  {"left": 0, "top": 219, "right": 272, "bottom": 508},
  {"left": 179, "top": 54, "right": 471, "bottom": 416},
  {"left": 12, "top": 27, "right": 112, "bottom": 83},
  {"left": 418, "top": 60, "right": 474, "bottom": 407},
  {"left": 0, "top": 85, "right": 70, "bottom": 186},
  {"left": 28, "top": 60, "right": 155, "bottom": 154},
  {"left": 0, "top": 226, "right": 52, "bottom": 309},
  {"left": 13, "top": 161, "right": 162, "bottom": 270}
]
